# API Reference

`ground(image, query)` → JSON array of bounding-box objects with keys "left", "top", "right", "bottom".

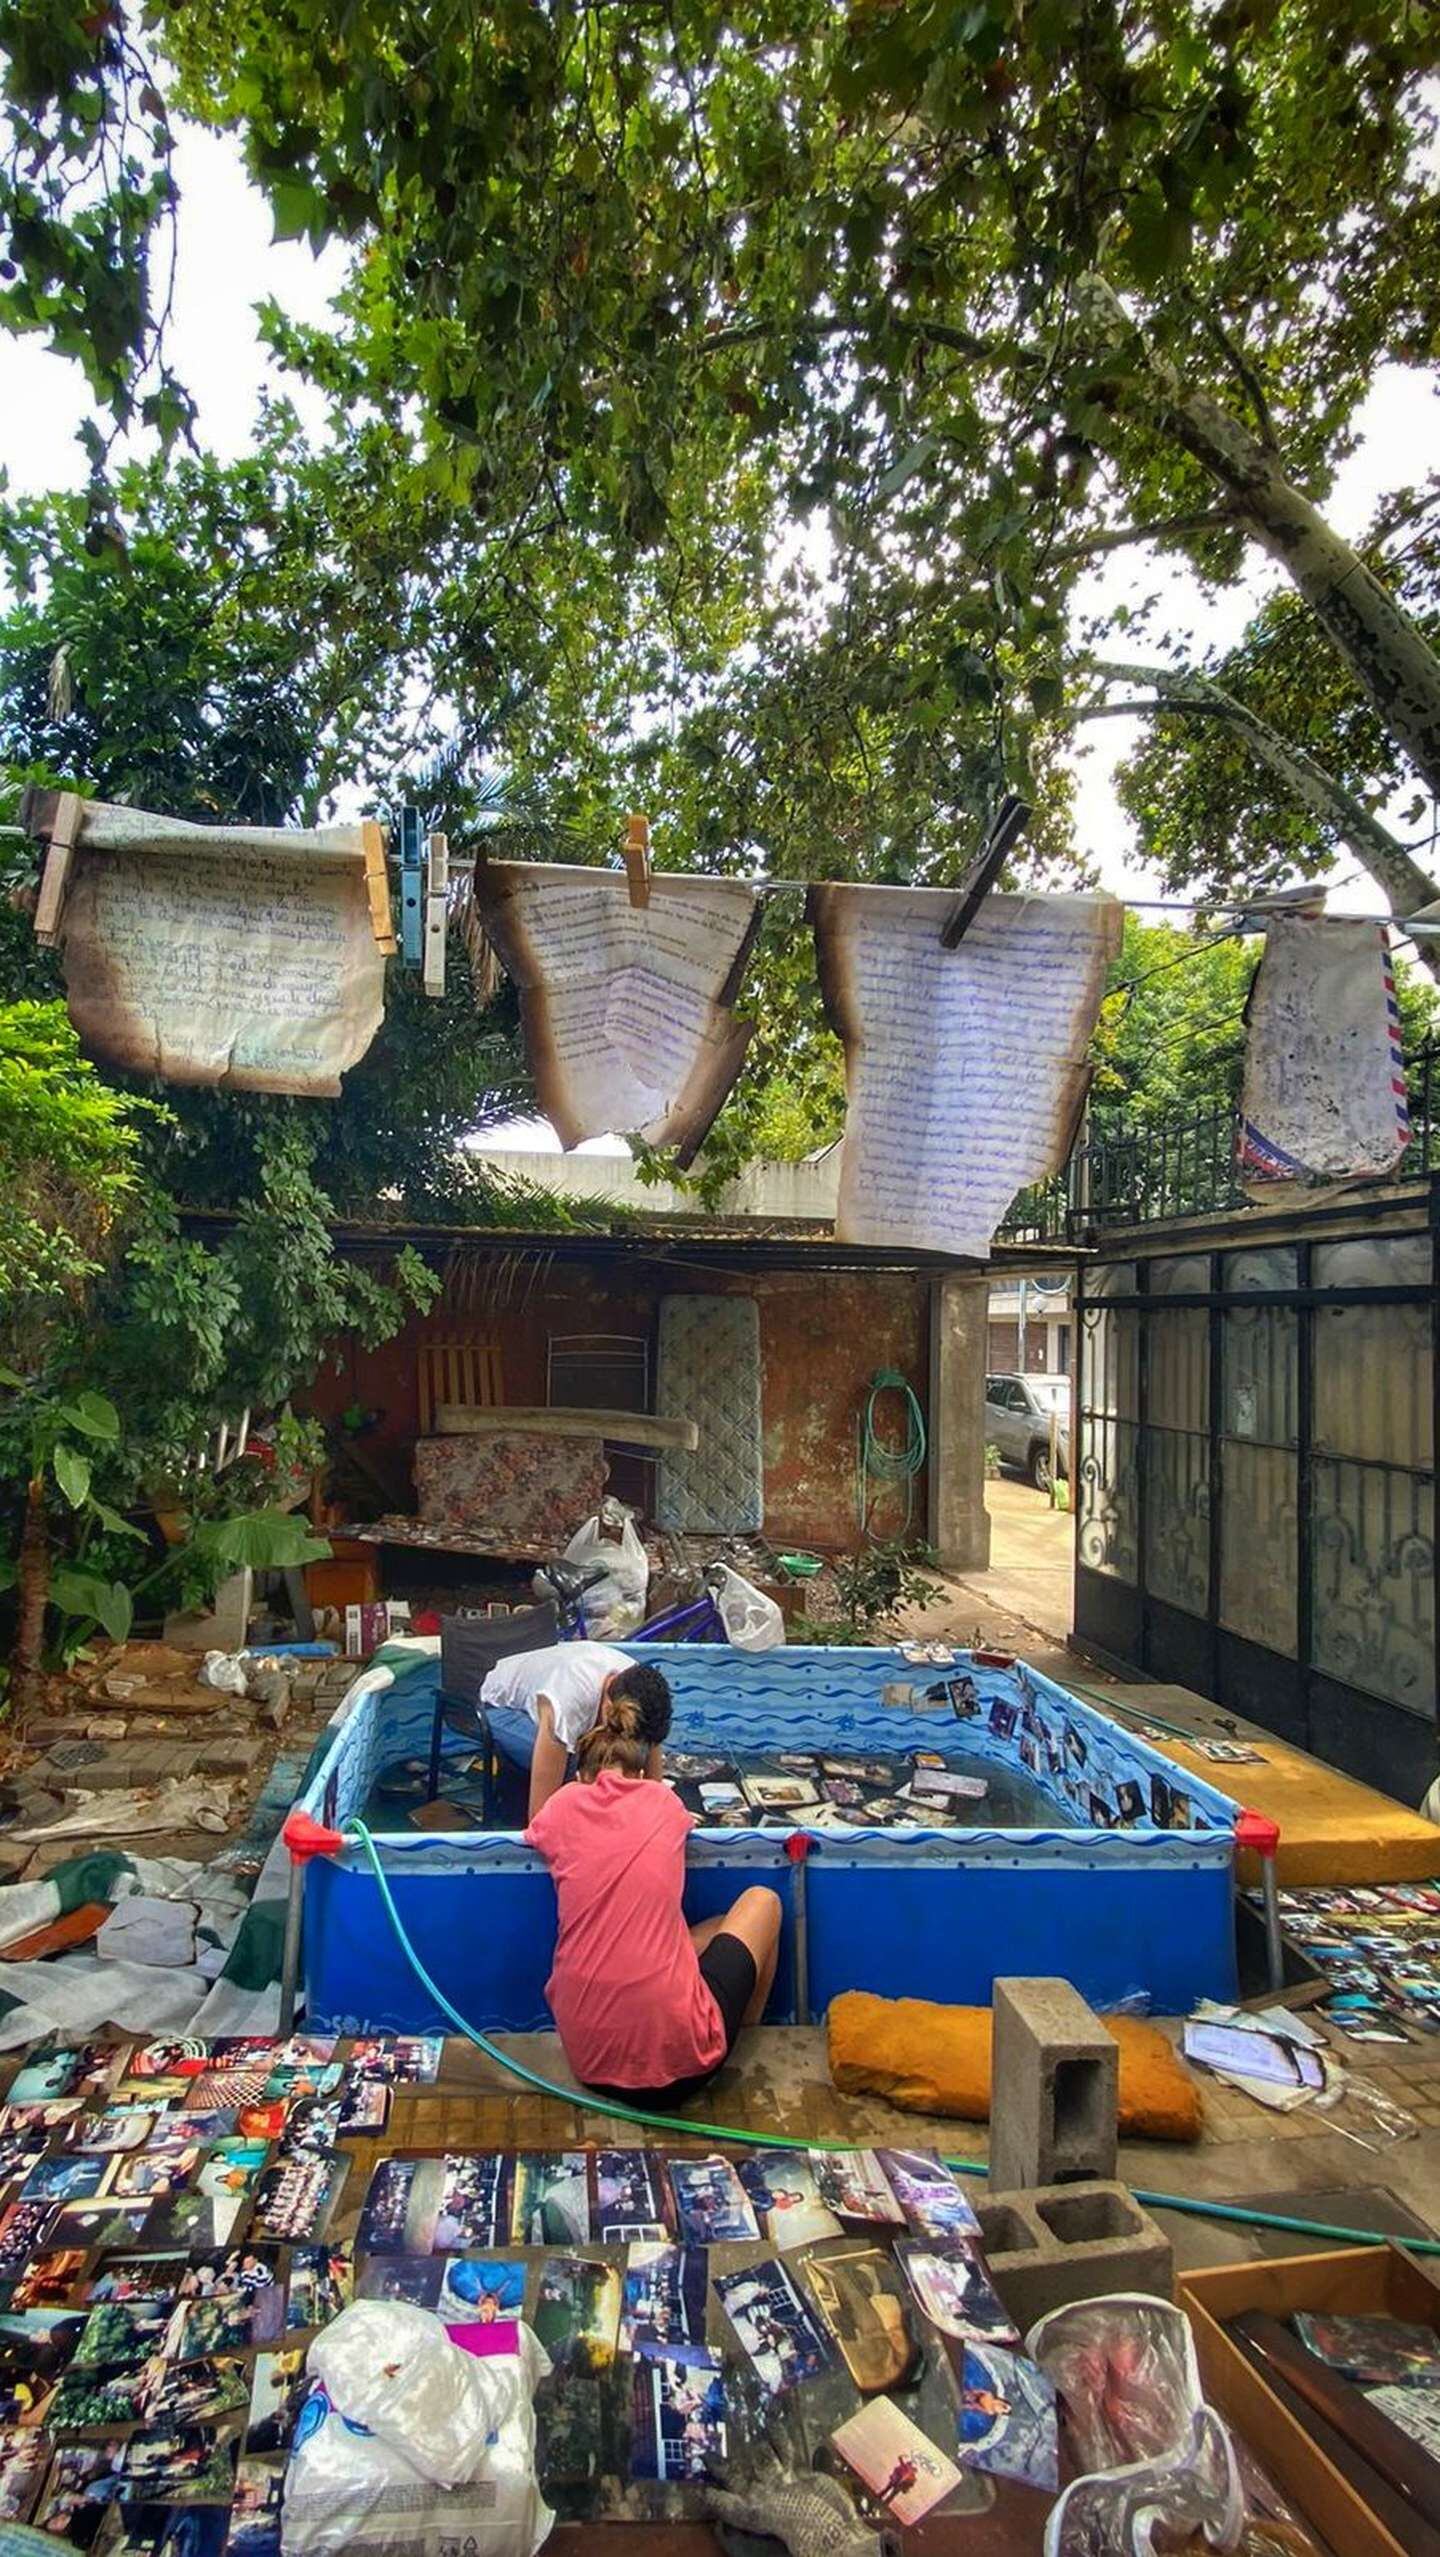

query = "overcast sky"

[{"left": 4, "top": 119, "right": 1434, "bottom": 943}]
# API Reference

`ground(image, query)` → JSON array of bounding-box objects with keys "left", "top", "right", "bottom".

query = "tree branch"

[{"left": 1045, "top": 508, "right": 1236, "bottom": 566}]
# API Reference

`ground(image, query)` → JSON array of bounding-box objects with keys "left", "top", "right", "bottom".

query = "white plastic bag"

[
  {"left": 713, "top": 1564, "right": 785, "bottom": 1651},
  {"left": 283, "top": 2301, "right": 553, "bottom": 2557},
  {"left": 1028, "top": 2295, "right": 1244, "bottom": 2557},
  {"left": 543, "top": 1502, "right": 649, "bottom": 1637}
]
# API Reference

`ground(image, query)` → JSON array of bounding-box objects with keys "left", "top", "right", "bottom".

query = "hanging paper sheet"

[
  {"left": 472, "top": 861, "right": 760, "bottom": 1158},
  {"left": 1239, "top": 917, "right": 1409, "bottom": 1187},
  {"left": 810, "top": 885, "right": 1122, "bottom": 1257},
  {"left": 60, "top": 829, "right": 386, "bottom": 1096}
]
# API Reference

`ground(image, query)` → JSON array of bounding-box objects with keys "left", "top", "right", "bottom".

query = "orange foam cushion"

[{"left": 827, "top": 1991, "right": 1202, "bottom": 2144}]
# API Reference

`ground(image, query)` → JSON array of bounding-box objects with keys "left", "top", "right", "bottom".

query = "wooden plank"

[
  {"left": 423, "top": 831, "right": 449, "bottom": 996},
  {"left": 435, "top": 1402, "right": 699, "bottom": 1452},
  {"left": 33, "top": 789, "right": 84, "bottom": 947},
  {"left": 361, "top": 817, "right": 398, "bottom": 952}
]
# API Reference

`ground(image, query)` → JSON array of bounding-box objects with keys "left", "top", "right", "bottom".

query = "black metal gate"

[{"left": 1074, "top": 1187, "right": 1439, "bottom": 1803}]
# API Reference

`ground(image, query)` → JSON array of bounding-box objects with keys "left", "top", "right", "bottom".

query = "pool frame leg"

[
  {"left": 786, "top": 1834, "right": 812, "bottom": 2025},
  {"left": 278, "top": 1850, "right": 306, "bottom": 2034}
]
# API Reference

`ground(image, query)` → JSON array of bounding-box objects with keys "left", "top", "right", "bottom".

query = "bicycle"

[{"left": 534, "top": 1555, "right": 731, "bottom": 1644}]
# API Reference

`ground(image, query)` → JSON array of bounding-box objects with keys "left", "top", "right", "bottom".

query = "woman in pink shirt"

[{"left": 524, "top": 1696, "right": 782, "bottom": 2108}]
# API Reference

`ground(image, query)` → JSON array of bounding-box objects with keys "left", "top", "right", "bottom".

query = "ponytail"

[{"left": 576, "top": 1693, "right": 650, "bottom": 1781}]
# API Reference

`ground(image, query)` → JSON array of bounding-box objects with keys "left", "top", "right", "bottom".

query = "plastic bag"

[
  {"left": 283, "top": 2300, "right": 553, "bottom": 2557},
  {"left": 542, "top": 1502, "right": 649, "bottom": 1638},
  {"left": 1028, "top": 2296, "right": 1244, "bottom": 2557},
  {"left": 712, "top": 1564, "right": 785, "bottom": 1651}
]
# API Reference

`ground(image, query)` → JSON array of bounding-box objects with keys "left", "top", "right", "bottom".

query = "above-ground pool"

[{"left": 293, "top": 1643, "right": 1243, "bottom": 2033}]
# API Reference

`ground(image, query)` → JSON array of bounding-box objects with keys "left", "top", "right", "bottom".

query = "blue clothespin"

[{"left": 398, "top": 805, "right": 424, "bottom": 965}]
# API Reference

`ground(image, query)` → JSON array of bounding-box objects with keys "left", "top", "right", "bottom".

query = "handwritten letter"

[
  {"left": 1240, "top": 918, "right": 1409, "bottom": 1185},
  {"left": 811, "top": 885, "right": 1122, "bottom": 1257},
  {"left": 473, "top": 862, "right": 760, "bottom": 1157},
  {"left": 62, "top": 845, "right": 386, "bottom": 1095}
]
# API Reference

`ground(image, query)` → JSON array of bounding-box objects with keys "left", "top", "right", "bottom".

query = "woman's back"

[{"left": 525, "top": 1771, "right": 725, "bottom": 2092}]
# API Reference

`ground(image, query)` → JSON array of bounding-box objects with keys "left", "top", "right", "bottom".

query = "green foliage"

[
  {"left": 798, "top": 1541, "right": 945, "bottom": 1647},
  {"left": 1116, "top": 512, "right": 1440, "bottom": 903},
  {"left": 0, "top": 999, "right": 147, "bottom": 1352}
]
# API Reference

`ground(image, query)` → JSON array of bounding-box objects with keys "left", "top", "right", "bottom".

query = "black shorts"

[{"left": 587, "top": 1931, "right": 757, "bottom": 2113}]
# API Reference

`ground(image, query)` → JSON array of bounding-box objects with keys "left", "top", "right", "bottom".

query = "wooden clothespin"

[
  {"left": 939, "top": 791, "right": 1032, "bottom": 949},
  {"left": 423, "top": 831, "right": 449, "bottom": 997},
  {"left": 21, "top": 785, "right": 86, "bottom": 948},
  {"left": 623, "top": 811, "right": 651, "bottom": 909},
  {"left": 360, "top": 818, "right": 399, "bottom": 953}
]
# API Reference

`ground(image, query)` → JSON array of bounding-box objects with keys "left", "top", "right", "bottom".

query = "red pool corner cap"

[
  {"left": 786, "top": 1831, "right": 814, "bottom": 1863},
  {"left": 1235, "top": 1808, "right": 1281, "bottom": 1858},
  {"left": 282, "top": 1809, "right": 345, "bottom": 1864}
]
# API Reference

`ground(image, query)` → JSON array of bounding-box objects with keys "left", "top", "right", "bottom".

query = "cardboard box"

[
  {"left": 344, "top": 1599, "right": 410, "bottom": 1658},
  {"left": 1180, "top": 2244, "right": 1440, "bottom": 2557}
]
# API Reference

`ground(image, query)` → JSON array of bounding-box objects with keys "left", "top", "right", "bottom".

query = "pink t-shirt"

[{"left": 524, "top": 1771, "right": 726, "bottom": 2090}]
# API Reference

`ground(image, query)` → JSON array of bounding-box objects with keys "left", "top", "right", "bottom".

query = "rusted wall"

[{"left": 304, "top": 1257, "right": 931, "bottom": 1551}]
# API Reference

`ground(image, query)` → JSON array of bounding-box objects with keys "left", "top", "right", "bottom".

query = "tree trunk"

[
  {"left": 1077, "top": 277, "right": 1440, "bottom": 812},
  {"left": 1089, "top": 658, "right": 1440, "bottom": 963},
  {"left": 12, "top": 1474, "right": 50, "bottom": 1716}
]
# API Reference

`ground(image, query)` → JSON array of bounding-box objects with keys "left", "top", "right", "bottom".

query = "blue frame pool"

[{"left": 293, "top": 1642, "right": 1243, "bottom": 2033}]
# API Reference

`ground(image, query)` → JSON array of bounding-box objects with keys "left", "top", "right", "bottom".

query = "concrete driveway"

[{"left": 899, "top": 1473, "right": 1076, "bottom": 1653}]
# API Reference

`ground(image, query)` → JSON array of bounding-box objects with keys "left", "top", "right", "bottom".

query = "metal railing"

[{"left": 1002, "top": 1040, "right": 1440, "bottom": 1242}]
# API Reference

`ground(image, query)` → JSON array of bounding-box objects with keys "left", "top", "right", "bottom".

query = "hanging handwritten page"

[
  {"left": 61, "top": 844, "right": 386, "bottom": 1095},
  {"left": 473, "top": 861, "right": 760, "bottom": 1159},
  {"left": 810, "top": 884, "right": 1122, "bottom": 1256},
  {"left": 1240, "top": 917, "right": 1409, "bottom": 1186}
]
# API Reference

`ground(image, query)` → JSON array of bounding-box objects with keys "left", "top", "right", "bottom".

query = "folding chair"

[{"left": 425, "top": 1599, "right": 558, "bottom": 1817}]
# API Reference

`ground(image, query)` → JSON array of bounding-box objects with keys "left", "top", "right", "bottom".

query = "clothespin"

[
  {"left": 360, "top": 818, "right": 399, "bottom": 953},
  {"left": 939, "top": 791, "right": 1032, "bottom": 949},
  {"left": 623, "top": 811, "right": 651, "bottom": 909},
  {"left": 398, "top": 805, "right": 425, "bottom": 965},
  {"left": 423, "top": 831, "right": 449, "bottom": 997},
  {"left": 20, "top": 785, "right": 85, "bottom": 948}
]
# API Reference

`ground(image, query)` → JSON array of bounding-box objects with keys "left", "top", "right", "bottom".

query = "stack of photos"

[{"left": 1262, "top": 1881, "right": 1440, "bottom": 2042}]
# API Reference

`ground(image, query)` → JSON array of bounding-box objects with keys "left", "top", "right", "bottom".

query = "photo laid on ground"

[
  {"left": 592, "top": 2150, "right": 672, "bottom": 2242},
  {"left": 668, "top": 2156, "right": 759, "bottom": 2246},
  {"left": 955, "top": 2343, "right": 1059, "bottom": 2489},
  {"left": 876, "top": 2150, "right": 981, "bottom": 2243},
  {"left": 737, "top": 2152, "right": 843, "bottom": 2250},
  {"left": 831, "top": 2394, "right": 964, "bottom": 2527},
  {"left": 620, "top": 2246, "right": 708, "bottom": 2353},
  {"left": 799, "top": 2241, "right": 921, "bottom": 2397},
  {"left": 630, "top": 2343, "right": 727, "bottom": 2483},
  {"left": 896, "top": 2241, "right": 1020, "bottom": 2347},
  {"left": 533, "top": 2255, "right": 622, "bottom": 2373},
  {"left": 810, "top": 2150, "right": 905, "bottom": 2227},
  {"left": 510, "top": 2153, "right": 591, "bottom": 2247},
  {"left": 715, "top": 2259, "right": 834, "bottom": 2395}
]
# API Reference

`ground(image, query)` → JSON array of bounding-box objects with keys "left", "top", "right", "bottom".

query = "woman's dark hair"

[{"left": 608, "top": 1661, "right": 673, "bottom": 1745}]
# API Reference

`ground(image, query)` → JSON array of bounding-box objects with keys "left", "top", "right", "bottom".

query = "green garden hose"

[
  {"left": 856, "top": 1370, "right": 927, "bottom": 1540},
  {"left": 342, "top": 1817, "right": 1440, "bottom": 2257}
]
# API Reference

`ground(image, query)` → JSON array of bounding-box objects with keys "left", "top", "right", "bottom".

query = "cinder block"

[
  {"left": 990, "top": 1975, "right": 1118, "bottom": 2191},
  {"left": 977, "top": 2180, "right": 1174, "bottom": 2331}
]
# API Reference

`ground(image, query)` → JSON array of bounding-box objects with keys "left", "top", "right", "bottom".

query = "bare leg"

[{"left": 690, "top": 1886, "right": 782, "bottom": 2025}]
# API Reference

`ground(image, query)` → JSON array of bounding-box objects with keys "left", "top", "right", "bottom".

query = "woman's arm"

[{"left": 527, "top": 1699, "right": 570, "bottom": 1822}]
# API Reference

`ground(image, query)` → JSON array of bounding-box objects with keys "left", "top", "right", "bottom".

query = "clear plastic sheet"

[{"left": 1029, "top": 2295, "right": 1245, "bottom": 2557}]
